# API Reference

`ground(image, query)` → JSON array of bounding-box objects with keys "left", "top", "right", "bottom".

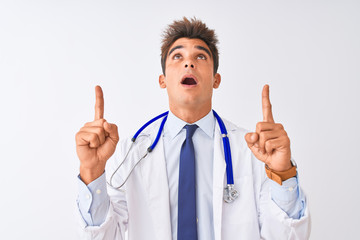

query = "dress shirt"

[{"left": 77, "top": 110, "right": 305, "bottom": 238}]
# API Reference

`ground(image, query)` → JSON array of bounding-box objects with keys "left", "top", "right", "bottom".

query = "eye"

[
  {"left": 197, "top": 54, "right": 206, "bottom": 60},
  {"left": 173, "top": 54, "right": 182, "bottom": 60}
]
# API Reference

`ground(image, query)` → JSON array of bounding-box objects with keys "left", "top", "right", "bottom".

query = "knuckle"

[
  {"left": 111, "top": 124, "right": 120, "bottom": 137},
  {"left": 263, "top": 102, "right": 271, "bottom": 108},
  {"left": 90, "top": 133, "right": 98, "bottom": 142},
  {"left": 259, "top": 131, "right": 267, "bottom": 139},
  {"left": 278, "top": 128, "right": 287, "bottom": 137},
  {"left": 259, "top": 140, "right": 265, "bottom": 148},
  {"left": 269, "top": 141, "right": 276, "bottom": 150},
  {"left": 277, "top": 123, "right": 284, "bottom": 129},
  {"left": 256, "top": 122, "right": 263, "bottom": 131},
  {"left": 96, "top": 127, "right": 104, "bottom": 136},
  {"left": 285, "top": 136, "right": 291, "bottom": 146},
  {"left": 85, "top": 119, "right": 106, "bottom": 127},
  {"left": 94, "top": 119, "right": 105, "bottom": 126},
  {"left": 85, "top": 121, "right": 95, "bottom": 127},
  {"left": 75, "top": 132, "right": 81, "bottom": 141}
]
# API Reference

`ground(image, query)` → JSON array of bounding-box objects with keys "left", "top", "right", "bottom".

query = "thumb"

[
  {"left": 103, "top": 121, "right": 120, "bottom": 144},
  {"left": 245, "top": 132, "right": 258, "bottom": 148}
]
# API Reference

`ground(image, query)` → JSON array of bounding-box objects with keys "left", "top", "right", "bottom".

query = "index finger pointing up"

[
  {"left": 95, "top": 85, "right": 104, "bottom": 120},
  {"left": 262, "top": 84, "right": 275, "bottom": 123}
]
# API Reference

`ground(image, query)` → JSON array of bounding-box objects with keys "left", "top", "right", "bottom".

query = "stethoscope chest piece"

[{"left": 223, "top": 184, "right": 239, "bottom": 203}]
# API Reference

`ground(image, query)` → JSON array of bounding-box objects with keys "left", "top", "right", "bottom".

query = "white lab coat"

[{"left": 78, "top": 118, "right": 311, "bottom": 240}]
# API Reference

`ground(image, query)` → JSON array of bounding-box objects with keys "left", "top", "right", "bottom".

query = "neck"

[{"left": 169, "top": 102, "right": 212, "bottom": 124}]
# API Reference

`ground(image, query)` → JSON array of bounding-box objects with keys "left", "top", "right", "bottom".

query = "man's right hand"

[{"left": 75, "top": 86, "right": 119, "bottom": 185}]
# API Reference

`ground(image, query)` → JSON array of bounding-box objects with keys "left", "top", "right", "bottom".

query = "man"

[{"left": 75, "top": 17, "right": 310, "bottom": 239}]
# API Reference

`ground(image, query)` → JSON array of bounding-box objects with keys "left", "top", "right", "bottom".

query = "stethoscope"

[{"left": 108, "top": 110, "right": 239, "bottom": 203}]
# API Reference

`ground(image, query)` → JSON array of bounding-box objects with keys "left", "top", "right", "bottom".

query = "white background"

[{"left": 0, "top": 0, "right": 359, "bottom": 239}]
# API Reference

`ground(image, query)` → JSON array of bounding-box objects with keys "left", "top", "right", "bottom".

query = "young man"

[{"left": 75, "top": 17, "right": 310, "bottom": 240}]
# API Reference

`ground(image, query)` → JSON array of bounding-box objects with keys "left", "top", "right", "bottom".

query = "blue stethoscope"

[{"left": 108, "top": 110, "right": 239, "bottom": 203}]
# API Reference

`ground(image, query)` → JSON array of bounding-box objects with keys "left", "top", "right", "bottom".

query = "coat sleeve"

[
  {"left": 77, "top": 140, "right": 132, "bottom": 240},
  {"left": 258, "top": 160, "right": 311, "bottom": 240},
  {"left": 77, "top": 187, "right": 128, "bottom": 240}
]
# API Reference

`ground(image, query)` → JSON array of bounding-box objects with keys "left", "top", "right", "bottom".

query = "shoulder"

[
  {"left": 118, "top": 117, "right": 161, "bottom": 150},
  {"left": 221, "top": 118, "right": 251, "bottom": 138}
]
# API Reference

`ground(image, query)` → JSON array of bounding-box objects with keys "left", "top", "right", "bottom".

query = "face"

[{"left": 159, "top": 38, "right": 221, "bottom": 111}]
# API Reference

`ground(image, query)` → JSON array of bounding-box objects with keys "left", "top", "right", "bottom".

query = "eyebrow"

[
  {"left": 168, "top": 45, "right": 183, "bottom": 56},
  {"left": 168, "top": 45, "right": 212, "bottom": 58},
  {"left": 195, "top": 45, "right": 212, "bottom": 58}
]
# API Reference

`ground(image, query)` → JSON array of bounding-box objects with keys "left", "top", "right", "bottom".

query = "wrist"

[
  {"left": 265, "top": 163, "right": 297, "bottom": 186},
  {"left": 267, "top": 160, "right": 293, "bottom": 172},
  {"left": 80, "top": 165, "right": 105, "bottom": 185}
]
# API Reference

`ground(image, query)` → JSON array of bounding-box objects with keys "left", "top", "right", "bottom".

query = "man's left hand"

[{"left": 244, "top": 85, "right": 292, "bottom": 172}]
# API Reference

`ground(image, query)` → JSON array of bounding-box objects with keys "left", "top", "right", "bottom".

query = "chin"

[{"left": 180, "top": 97, "right": 208, "bottom": 109}]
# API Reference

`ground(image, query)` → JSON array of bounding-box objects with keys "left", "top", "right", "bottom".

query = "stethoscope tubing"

[
  {"left": 109, "top": 110, "right": 235, "bottom": 194},
  {"left": 132, "top": 111, "right": 169, "bottom": 142},
  {"left": 213, "top": 110, "right": 234, "bottom": 185}
]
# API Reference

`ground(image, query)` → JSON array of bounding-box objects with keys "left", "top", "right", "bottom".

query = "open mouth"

[{"left": 181, "top": 75, "right": 197, "bottom": 85}]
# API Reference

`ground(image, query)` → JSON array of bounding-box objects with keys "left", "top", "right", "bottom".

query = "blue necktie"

[{"left": 178, "top": 124, "right": 198, "bottom": 240}]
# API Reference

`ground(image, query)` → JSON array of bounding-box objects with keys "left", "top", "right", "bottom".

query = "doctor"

[{"left": 75, "top": 17, "right": 310, "bottom": 239}]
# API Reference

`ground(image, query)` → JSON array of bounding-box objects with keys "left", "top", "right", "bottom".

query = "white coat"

[{"left": 78, "top": 118, "right": 311, "bottom": 240}]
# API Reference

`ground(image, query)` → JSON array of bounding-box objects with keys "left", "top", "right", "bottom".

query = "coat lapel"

[
  {"left": 212, "top": 122, "right": 227, "bottom": 240},
  {"left": 212, "top": 119, "right": 238, "bottom": 240},
  {"left": 139, "top": 127, "right": 172, "bottom": 240}
]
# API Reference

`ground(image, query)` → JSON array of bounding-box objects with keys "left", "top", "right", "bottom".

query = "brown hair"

[{"left": 161, "top": 17, "right": 219, "bottom": 75}]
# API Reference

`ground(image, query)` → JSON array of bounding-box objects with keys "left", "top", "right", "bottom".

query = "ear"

[
  {"left": 213, "top": 73, "right": 221, "bottom": 89},
  {"left": 159, "top": 74, "right": 166, "bottom": 88}
]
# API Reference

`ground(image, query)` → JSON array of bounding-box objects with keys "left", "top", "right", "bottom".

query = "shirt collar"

[{"left": 164, "top": 109, "right": 215, "bottom": 140}]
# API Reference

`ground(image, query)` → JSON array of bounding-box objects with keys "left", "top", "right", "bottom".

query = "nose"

[{"left": 184, "top": 63, "right": 194, "bottom": 69}]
